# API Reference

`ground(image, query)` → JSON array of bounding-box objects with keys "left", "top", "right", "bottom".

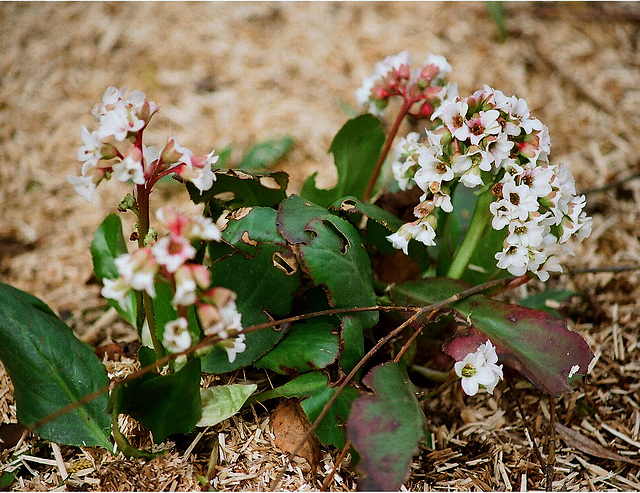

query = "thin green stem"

[
  {"left": 362, "top": 99, "right": 412, "bottom": 202},
  {"left": 446, "top": 189, "right": 494, "bottom": 279}
]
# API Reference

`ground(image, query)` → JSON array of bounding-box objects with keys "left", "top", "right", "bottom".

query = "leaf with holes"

[
  {"left": 277, "top": 195, "right": 378, "bottom": 373},
  {"left": 347, "top": 362, "right": 425, "bottom": 491},
  {"left": 256, "top": 371, "right": 360, "bottom": 449},
  {"left": 301, "top": 114, "right": 385, "bottom": 207},
  {"left": 255, "top": 319, "right": 340, "bottom": 375},
  {"left": 391, "top": 278, "right": 594, "bottom": 395},
  {"left": 187, "top": 169, "right": 288, "bottom": 211},
  {"left": 202, "top": 208, "right": 301, "bottom": 373},
  {"left": 0, "top": 282, "right": 111, "bottom": 449}
]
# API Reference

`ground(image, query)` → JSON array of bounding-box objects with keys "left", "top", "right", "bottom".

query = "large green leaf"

[
  {"left": 197, "top": 384, "right": 257, "bottom": 427},
  {"left": 277, "top": 195, "right": 378, "bottom": 372},
  {"left": 91, "top": 213, "right": 137, "bottom": 325},
  {"left": 391, "top": 278, "right": 594, "bottom": 395},
  {"left": 257, "top": 371, "right": 359, "bottom": 448},
  {"left": 0, "top": 282, "right": 111, "bottom": 448},
  {"left": 301, "top": 114, "right": 385, "bottom": 207},
  {"left": 238, "top": 136, "right": 294, "bottom": 171},
  {"left": 202, "top": 207, "right": 301, "bottom": 373},
  {"left": 255, "top": 319, "right": 339, "bottom": 374},
  {"left": 118, "top": 357, "right": 202, "bottom": 443},
  {"left": 347, "top": 362, "right": 425, "bottom": 491}
]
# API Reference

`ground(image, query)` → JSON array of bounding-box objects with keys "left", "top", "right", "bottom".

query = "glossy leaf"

[
  {"left": 257, "top": 371, "right": 359, "bottom": 449},
  {"left": 391, "top": 278, "right": 594, "bottom": 395},
  {"left": 330, "top": 196, "right": 404, "bottom": 233},
  {"left": 203, "top": 208, "right": 301, "bottom": 373},
  {"left": 0, "top": 282, "right": 111, "bottom": 448},
  {"left": 347, "top": 362, "right": 425, "bottom": 491},
  {"left": 277, "top": 195, "right": 378, "bottom": 372},
  {"left": 91, "top": 213, "right": 137, "bottom": 325},
  {"left": 197, "top": 384, "right": 257, "bottom": 427},
  {"left": 301, "top": 114, "right": 385, "bottom": 207},
  {"left": 519, "top": 289, "right": 576, "bottom": 318},
  {"left": 238, "top": 136, "right": 294, "bottom": 171},
  {"left": 118, "top": 357, "right": 202, "bottom": 443},
  {"left": 255, "top": 319, "right": 339, "bottom": 374}
]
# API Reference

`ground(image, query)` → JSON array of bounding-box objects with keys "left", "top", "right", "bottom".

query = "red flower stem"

[{"left": 361, "top": 98, "right": 413, "bottom": 202}]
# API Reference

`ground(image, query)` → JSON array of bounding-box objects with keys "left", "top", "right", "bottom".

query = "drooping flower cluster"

[
  {"left": 385, "top": 77, "right": 592, "bottom": 280},
  {"left": 356, "top": 51, "right": 453, "bottom": 119},
  {"left": 101, "top": 206, "right": 245, "bottom": 362},
  {"left": 68, "top": 86, "right": 219, "bottom": 202},
  {"left": 454, "top": 340, "right": 503, "bottom": 396}
]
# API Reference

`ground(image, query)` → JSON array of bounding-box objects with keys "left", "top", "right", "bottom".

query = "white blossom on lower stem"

[
  {"left": 222, "top": 334, "right": 246, "bottom": 363},
  {"left": 387, "top": 218, "right": 437, "bottom": 254},
  {"left": 173, "top": 264, "right": 210, "bottom": 307},
  {"left": 101, "top": 277, "right": 131, "bottom": 312},
  {"left": 176, "top": 150, "right": 219, "bottom": 193},
  {"left": 112, "top": 147, "right": 145, "bottom": 185},
  {"left": 77, "top": 125, "right": 103, "bottom": 172},
  {"left": 495, "top": 244, "right": 530, "bottom": 276},
  {"left": 115, "top": 248, "right": 158, "bottom": 297},
  {"left": 163, "top": 317, "right": 192, "bottom": 353},
  {"left": 454, "top": 340, "right": 503, "bottom": 396}
]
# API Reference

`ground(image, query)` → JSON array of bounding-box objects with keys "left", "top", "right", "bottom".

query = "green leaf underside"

[
  {"left": 519, "top": 290, "right": 577, "bottom": 318},
  {"left": 91, "top": 213, "right": 137, "bottom": 325},
  {"left": 0, "top": 282, "right": 111, "bottom": 448},
  {"left": 238, "top": 136, "right": 294, "bottom": 171},
  {"left": 197, "top": 384, "right": 257, "bottom": 427},
  {"left": 118, "top": 357, "right": 202, "bottom": 443},
  {"left": 391, "top": 278, "right": 594, "bottom": 395},
  {"left": 257, "top": 371, "right": 359, "bottom": 448},
  {"left": 277, "top": 195, "right": 378, "bottom": 373},
  {"left": 203, "top": 208, "right": 301, "bottom": 373},
  {"left": 255, "top": 319, "right": 340, "bottom": 374},
  {"left": 187, "top": 169, "right": 289, "bottom": 209},
  {"left": 347, "top": 362, "right": 425, "bottom": 491},
  {"left": 301, "top": 114, "right": 385, "bottom": 207}
]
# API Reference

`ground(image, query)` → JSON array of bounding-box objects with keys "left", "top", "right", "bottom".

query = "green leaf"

[
  {"left": 151, "top": 280, "right": 178, "bottom": 345},
  {"left": 255, "top": 319, "right": 340, "bottom": 374},
  {"left": 347, "top": 362, "right": 425, "bottom": 491},
  {"left": 391, "top": 278, "right": 594, "bottom": 395},
  {"left": 257, "top": 372, "right": 359, "bottom": 448},
  {"left": 0, "top": 471, "right": 15, "bottom": 489},
  {"left": 238, "top": 136, "right": 294, "bottom": 171},
  {"left": 187, "top": 169, "right": 289, "bottom": 210},
  {"left": 301, "top": 115, "right": 385, "bottom": 207},
  {"left": 118, "top": 357, "right": 202, "bottom": 443},
  {"left": 519, "top": 290, "right": 576, "bottom": 318},
  {"left": 330, "top": 196, "right": 404, "bottom": 233},
  {"left": 277, "top": 195, "right": 378, "bottom": 372},
  {"left": 197, "top": 384, "right": 257, "bottom": 427},
  {"left": 91, "top": 213, "right": 137, "bottom": 325},
  {"left": 202, "top": 208, "right": 301, "bottom": 373},
  {"left": 0, "top": 282, "right": 111, "bottom": 448}
]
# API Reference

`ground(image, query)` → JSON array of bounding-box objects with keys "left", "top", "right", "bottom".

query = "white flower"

[
  {"left": 163, "top": 317, "right": 192, "bottom": 353},
  {"left": 176, "top": 149, "right": 219, "bottom": 193},
  {"left": 101, "top": 277, "right": 131, "bottom": 312},
  {"left": 77, "top": 125, "right": 103, "bottom": 173},
  {"left": 173, "top": 264, "right": 210, "bottom": 307},
  {"left": 67, "top": 174, "right": 98, "bottom": 202},
  {"left": 97, "top": 100, "right": 145, "bottom": 141},
  {"left": 422, "top": 54, "right": 452, "bottom": 80},
  {"left": 112, "top": 148, "right": 145, "bottom": 185},
  {"left": 223, "top": 334, "right": 246, "bottom": 363},
  {"left": 391, "top": 132, "right": 421, "bottom": 190},
  {"left": 114, "top": 248, "right": 157, "bottom": 297},
  {"left": 438, "top": 98, "right": 470, "bottom": 141},
  {"left": 92, "top": 86, "right": 127, "bottom": 120},
  {"left": 387, "top": 219, "right": 437, "bottom": 254},
  {"left": 466, "top": 109, "right": 501, "bottom": 146},
  {"left": 500, "top": 178, "right": 540, "bottom": 221},
  {"left": 454, "top": 340, "right": 503, "bottom": 396},
  {"left": 505, "top": 219, "right": 546, "bottom": 248},
  {"left": 414, "top": 147, "right": 454, "bottom": 192},
  {"left": 152, "top": 235, "right": 196, "bottom": 273},
  {"left": 495, "top": 244, "right": 530, "bottom": 276}
]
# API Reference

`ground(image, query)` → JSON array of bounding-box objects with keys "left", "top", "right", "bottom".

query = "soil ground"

[{"left": 2, "top": 2, "right": 640, "bottom": 491}]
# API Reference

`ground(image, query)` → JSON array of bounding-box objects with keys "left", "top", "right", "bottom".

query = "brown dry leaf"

[
  {"left": 0, "top": 422, "right": 28, "bottom": 451},
  {"left": 271, "top": 399, "right": 320, "bottom": 471},
  {"left": 556, "top": 423, "right": 640, "bottom": 467}
]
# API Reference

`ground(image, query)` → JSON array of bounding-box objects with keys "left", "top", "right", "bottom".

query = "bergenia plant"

[{"left": 0, "top": 52, "right": 595, "bottom": 491}]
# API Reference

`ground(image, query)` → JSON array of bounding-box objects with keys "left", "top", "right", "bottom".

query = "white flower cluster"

[
  {"left": 68, "top": 86, "right": 219, "bottom": 202},
  {"left": 100, "top": 207, "right": 245, "bottom": 363},
  {"left": 454, "top": 340, "right": 503, "bottom": 396},
  {"left": 356, "top": 51, "right": 452, "bottom": 117},
  {"left": 387, "top": 82, "right": 592, "bottom": 280}
]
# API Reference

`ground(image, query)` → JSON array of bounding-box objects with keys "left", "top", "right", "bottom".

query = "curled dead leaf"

[{"left": 556, "top": 423, "right": 640, "bottom": 467}]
